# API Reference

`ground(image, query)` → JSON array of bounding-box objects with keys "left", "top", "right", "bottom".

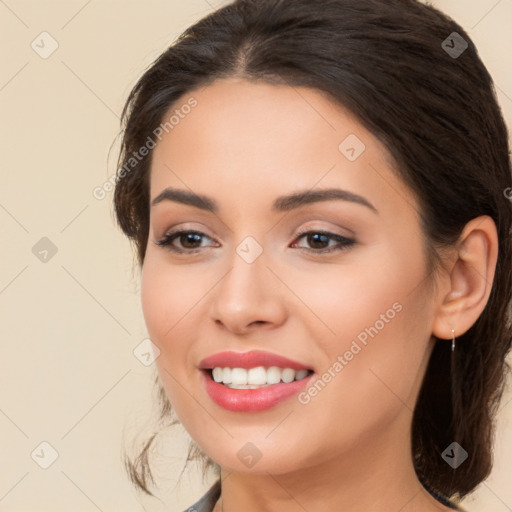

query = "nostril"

[{"left": 247, "top": 320, "right": 267, "bottom": 328}]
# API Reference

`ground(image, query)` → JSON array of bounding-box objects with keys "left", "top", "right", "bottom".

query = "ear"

[{"left": 431, "top": 215, "right": 498, "bottom": 340}]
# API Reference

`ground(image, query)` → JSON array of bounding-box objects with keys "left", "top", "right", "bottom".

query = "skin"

[{"left": 140, "top": 78, "right": 498, "bottom": 511}]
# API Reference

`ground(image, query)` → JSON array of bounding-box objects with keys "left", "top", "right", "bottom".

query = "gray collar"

[{"left": 183, "top": 480, "right": 221, "bottom": 512}]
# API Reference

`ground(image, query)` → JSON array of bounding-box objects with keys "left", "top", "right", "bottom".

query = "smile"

[{"left": 198, "top": 350, "right": 316, "bottom": 411}]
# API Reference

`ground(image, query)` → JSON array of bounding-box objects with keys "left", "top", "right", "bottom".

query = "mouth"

[{"left": 198, "top": 350, "right": 316, "bottom": 411}]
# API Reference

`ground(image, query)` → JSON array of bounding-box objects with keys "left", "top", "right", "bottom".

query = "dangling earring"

[{"left": 451, "top": 328, "right": 455, "bottom": 352}]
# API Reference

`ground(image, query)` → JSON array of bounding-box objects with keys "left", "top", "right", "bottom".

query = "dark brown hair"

[{"left": 113, "top": 0, "right": 512, "bottom": 502}]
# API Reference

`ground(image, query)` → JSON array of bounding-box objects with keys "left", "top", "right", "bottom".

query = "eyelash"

[{"left": 154, "top": 228, "right": 355, "bottom": 255}]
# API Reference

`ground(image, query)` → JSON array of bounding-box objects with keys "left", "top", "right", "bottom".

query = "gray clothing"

[{"left": 182, "top": 480, "right": 221, "bottom": 512}]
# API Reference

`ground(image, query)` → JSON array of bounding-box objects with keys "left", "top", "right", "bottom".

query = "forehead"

[
  {"left": 148, "top": 78, "right": 415, "bottom": 218},
  {"left": 152, "top": 77, "right": 376, "bottom": 163}
]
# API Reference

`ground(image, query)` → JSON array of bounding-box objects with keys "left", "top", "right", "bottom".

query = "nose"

[{"left": 209, "top": 252, "right": 287, "bottom": 335}]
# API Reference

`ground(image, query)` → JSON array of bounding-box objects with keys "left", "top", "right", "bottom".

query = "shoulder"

[{"left": 181, "top": 479, "right": 221, "bottom": 512}]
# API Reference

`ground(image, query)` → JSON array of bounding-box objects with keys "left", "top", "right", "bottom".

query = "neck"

[{"left": 212, "top": 407, "right": 450, "bottom": 512}]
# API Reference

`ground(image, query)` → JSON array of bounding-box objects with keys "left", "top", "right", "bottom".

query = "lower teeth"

[
  {"left": 224, "top": 383, "right": 273, "bottom": 389},
  {"left": 221, "top": 375, "right": 310, "bottom": 389}
]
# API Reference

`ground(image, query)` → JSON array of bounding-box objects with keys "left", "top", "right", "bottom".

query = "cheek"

[
  {"left": 140, "top": 259, "right": 169, "bottom": 340},
  {"left": 140, "top": 253, "right": 203, "bottom": 342},
  {"left": 140, "top": 257, "right": 192, "bottom": 411},
  {"left": 294, "top": 243, "right": 432, "bottom": 407},
  {"left": 140, "top": 253, "right": 213, "bottom": 400}
]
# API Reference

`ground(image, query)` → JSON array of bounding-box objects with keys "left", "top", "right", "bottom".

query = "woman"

[{"left": 113, "top": 0, "right": 512, "bottom": 510}]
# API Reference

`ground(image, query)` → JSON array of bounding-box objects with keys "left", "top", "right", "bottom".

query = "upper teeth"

[{"left": 211, "top": 366, "right": 310, "bottom": 388}]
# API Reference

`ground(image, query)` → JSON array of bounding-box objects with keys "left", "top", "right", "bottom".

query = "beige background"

[{"left": 0, "top": 1, "right": 511, "bottom": 511}]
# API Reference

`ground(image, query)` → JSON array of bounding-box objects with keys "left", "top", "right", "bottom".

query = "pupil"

[
  {"left": 309, "top": 233, "right": 328, "bottom": 249},
  {"left": 182, "top": 233, "right": 201, "bottom": 248}
]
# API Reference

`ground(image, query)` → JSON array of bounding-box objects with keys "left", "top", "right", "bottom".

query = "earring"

[{"left": 451, "top": 329, "right": 455, "bottom": 352}]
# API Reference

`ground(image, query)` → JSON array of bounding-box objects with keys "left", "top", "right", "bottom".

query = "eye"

[
  {"left": 291, "top": 230, "right": 355, "bottom": 253},
  {"left": 154, "top": 230, "right": 216, "bottom": 254}
]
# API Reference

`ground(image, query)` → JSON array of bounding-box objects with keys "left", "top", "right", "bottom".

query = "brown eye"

[
  {"left": 292, "top": 230, "right": 355, "bottom": 253},
  {"left": 155, "top": 230, "right": 215, "bottom": 253}
]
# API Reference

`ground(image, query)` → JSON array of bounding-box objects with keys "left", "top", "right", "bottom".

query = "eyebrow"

[{"left": 150, "top": 187, "right": 378, "bottom": 214}]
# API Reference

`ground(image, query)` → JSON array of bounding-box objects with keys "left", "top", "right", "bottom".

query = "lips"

[
  {"left": 198, "top": 350, "right": 315, "bottom": 412},
  {"left": 198, "top": 350, "right": 313, "bottom": 371}
]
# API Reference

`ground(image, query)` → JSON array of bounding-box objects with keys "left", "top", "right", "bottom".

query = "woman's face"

[{"left": 141, "top": 78, "right": 443, "bottom": 475}]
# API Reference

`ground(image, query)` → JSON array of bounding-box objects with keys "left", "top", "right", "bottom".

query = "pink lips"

[
  {"left": 198, "top": 350, "right": 314, "bottom": 412},
  {"left": 198, "top": 350, "right": 312, "bottom": 371}
]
